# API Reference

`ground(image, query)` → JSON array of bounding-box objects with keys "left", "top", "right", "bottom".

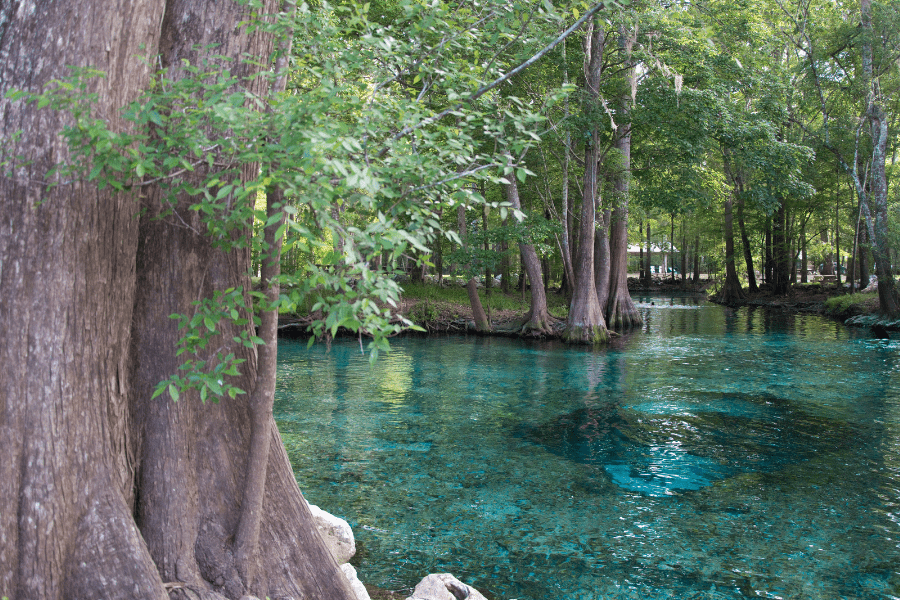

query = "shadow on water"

[{"left": 521, "top": 392, "right": 855, "bottom": 497}]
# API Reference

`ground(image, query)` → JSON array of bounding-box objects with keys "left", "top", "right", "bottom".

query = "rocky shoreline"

[{"left": 309, "top": 502, "right": 490, "bottom": 600}]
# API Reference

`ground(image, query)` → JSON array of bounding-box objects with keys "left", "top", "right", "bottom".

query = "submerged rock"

[
  {"left": 522, "top": 392, "right": 854, "bottom": 497},
  {"left": 405, "top": 573, "right": 489, "bottom": 600}
]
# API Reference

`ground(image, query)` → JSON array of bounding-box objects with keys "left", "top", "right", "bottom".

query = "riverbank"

[{"left": 277, "top": 277, "right": 894, "bottom": 341}]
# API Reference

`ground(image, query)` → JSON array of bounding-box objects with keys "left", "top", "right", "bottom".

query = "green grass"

[
  {"left": 401, "top": 281, "right": 569, "bottom": 318},
  {"left": 823, "top": 291, "right": 878, "bottom": 316}
]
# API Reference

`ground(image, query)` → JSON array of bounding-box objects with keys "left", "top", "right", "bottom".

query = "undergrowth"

[
  {"left": 823, "top": 291, "right": 879, "bottom": 316},
  {"left": 401, "top": 281, "right": 569, "bottom": 318}
]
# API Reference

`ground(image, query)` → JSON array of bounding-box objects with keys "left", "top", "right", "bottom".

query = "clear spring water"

[{"left": 275, "top": 295, "right": 900, "bottom": 600}]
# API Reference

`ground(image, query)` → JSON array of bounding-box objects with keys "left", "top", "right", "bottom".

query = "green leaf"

[{"left": 168, "top": 383, "right": 180, "bottom": 402}]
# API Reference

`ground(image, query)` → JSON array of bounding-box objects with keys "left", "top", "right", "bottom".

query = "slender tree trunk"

[
  {"left": 736, "top": 196, "right": 758, "bottom": 293},
  {"left": 680, "top": 219, "right": 687, "bottom": 289},
  {"left": 506, "top": 168, "right": 552, "bottom": 334},
  {"left": 645, "top": 221, "right": 652, "bottom": 285},
  {"left": 458, "top": 206, "right": 490, "bottom": 331},
  {"left": 801, "top": 221, "right": 809, "bottom": 284},
  {"left": 693, "top": 233, "right": 701, "bottom": 283},
  {"left": 669, "top": 214, "right": 676, "bottom": 282},
  {"left": 772, "top": 201, "right": 790, "bottom": 295},
  {"left": 559, "top": 38, "right": 576, "bottom": 298},
  {"left": 638, "top": 219, "right": 645, "bottom": 280},
  {"left": 563, "top": 18, "right": 608, "bottom": 344}
]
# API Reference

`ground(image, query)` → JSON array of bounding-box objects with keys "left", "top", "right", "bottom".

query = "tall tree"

[
  {"left": 506, "top": 167, "right": 554, "bottom": 334},
  {"left": 605, "top": 23, "right": 642, "bottom": 329},
  {"left": 563, "top": 17, "right": 610, "bottom": 344}
]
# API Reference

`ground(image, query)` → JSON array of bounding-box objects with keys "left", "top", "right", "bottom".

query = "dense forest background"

[{"left": 1, "top": 0, "right": 898, "bottom": 598}]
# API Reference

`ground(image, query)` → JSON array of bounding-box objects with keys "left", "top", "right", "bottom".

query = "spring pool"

[{"left": 275, "top": 295, "right": 900, "bottom": 599}]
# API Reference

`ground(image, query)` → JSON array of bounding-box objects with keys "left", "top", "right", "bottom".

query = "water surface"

[{"left": 275, "top": 295, "right": 900, "bottom": 599}]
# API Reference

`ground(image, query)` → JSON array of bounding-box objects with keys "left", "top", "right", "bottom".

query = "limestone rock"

[
  {"left": 341, "top": 563, "right": 372, "bottom": 600},
  {"left": 308, "top": 503, "right": 356, "bottom": 564},
  {"left": 405, "top": 573, "right": 489, "bottom": 600}
]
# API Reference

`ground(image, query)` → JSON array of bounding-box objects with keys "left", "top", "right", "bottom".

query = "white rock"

[
  {"left": 405, "top": 573, "right": 489, "bottom": 600},
  {"left": 308, "top": 503, "right": 356, "bottom": 564},
  {"left": 341, "top": 563, "right": 372, "bottom": 600}
]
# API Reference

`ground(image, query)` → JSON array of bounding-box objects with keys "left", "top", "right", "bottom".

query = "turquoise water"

[{"left": 275, "top": 295, "right": 900, "bottom": 600}]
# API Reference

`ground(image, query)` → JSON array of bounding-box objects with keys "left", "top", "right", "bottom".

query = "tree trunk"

[
  {"left": 506, "top": 171, "right": 552, "bottom": 335},
  {"left": 645, "top": 221, "right": 653, "bottom": 285},
  {"left": 133, "top": 1, "right": 357, "bottom": 599},
  {"left": 772, "top": 201, "right": 790, "bottom": 295},
  {"left": 0, "top": 2, "right": 170, "bottom": 598},
  {"left": 862, "top": 0, "right": 899, "bottom": 315},
  {"left": 693, "top": 233, "right": 701, "bottom": 283},
  {"left": 604, "top": 25, "right": 641, "bottom": 329},
  {"left": 736, "top": 196, "right": 758, "bottom": 293},
  {"left": 801, "top": 221, "right": 808, "bottom": 284},
  {"left": 563, "top": 19, "right": 609, "bottom": 344},
  {"left": 458, "top": 205, "right": 491, "bottom": 331},
  {"left": 719, "top": 198, "right": 746, "bottom": 304},
  {"left": 594, "top": 209, "right": 612, "bottom": 312},
  {"left": 638, "top": 219, "right": 645, "bottom": 280},
  {"left": 559, "top": 43, "right": 576, "bottom": 300},
  {"left": 0, "top": 1, "right": 358, "bottom": 599}
]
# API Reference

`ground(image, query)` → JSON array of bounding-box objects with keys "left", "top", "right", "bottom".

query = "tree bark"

[
  {"left": 506, "top": 170, "right": 552, "bottom": 335},
  {"left": 133, "top": 2, "right": 357, "bottom": 598},
  {"left": 772, "top": 201, "right": 790, "bottom": 295},
  {"left": 0, "top": 1, "right": 170, "bottom": 598},
  {"left": 719, "top": 198, "right": 746, "bottom": 305},
  {"left": 604, "top": 25, "right": 640, "bottom": 329},
  {"left": 862, "top": 0, "right": 898, "bottom": 315},
  {"left": 594, "top": 209, "right": 612, "bottom": 312},
  {"left": 1, "top": 1, "right": 358, "bottom": 599},
  {"left": 563, "top": 18, "right": 609, "bottom": 344}
]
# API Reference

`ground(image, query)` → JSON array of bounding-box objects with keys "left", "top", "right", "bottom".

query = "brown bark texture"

[
  {"left": 719, "top": 198, "right": 747, "bottom": 305},
  {"left": 594, "top": 209, "right": 611, "bottom": 313},
  {"left": 604, "top": 26, "right": 640, "bottom": 330},
  {"left": 1, "top": 1, "right": 168, "bottom": 598},
  {"left": 506, "top": 173, "right": 552, "bottom": 334},
  {"left": 1, "top": 1, "right": 356, "bottom": 599},
  {"left": 562, "top": 18, "right": 609, "bottom": 345}
]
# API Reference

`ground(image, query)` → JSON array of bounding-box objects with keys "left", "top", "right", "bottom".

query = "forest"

[{"left": 0, "top": 0, "right": 898, "bottom": 599}]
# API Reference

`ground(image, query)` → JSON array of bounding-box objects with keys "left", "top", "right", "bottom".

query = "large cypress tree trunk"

[
  {"left": 604, "top": 25, "right": 640, "bottom": 329},
  {"left": 562, "top": 18, "right": 609, "bottom": 344},
  {"left": 1, "top": 1, "right": 357, "bottom": 598},
  {"left": 131, "top": 2, "right": 355, "bottom": 597},
  {"left": 0, "top": 1, "right": 170, "bottom": 599}
]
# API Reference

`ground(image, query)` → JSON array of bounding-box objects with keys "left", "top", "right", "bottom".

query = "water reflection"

[{"left": 275, "top": 295, "right": 900, "bottom": 600}]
